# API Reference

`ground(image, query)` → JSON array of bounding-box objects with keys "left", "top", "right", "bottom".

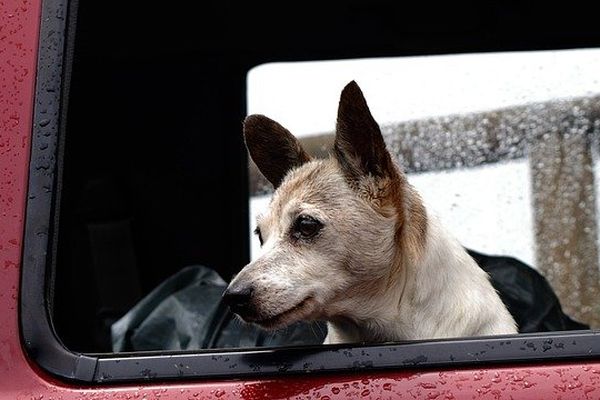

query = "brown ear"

[
  {"left": 243, "top": 114, "right": 311, "bottom": 188},
  {"left": 333, "top": 81, "right": 395, "bottom": 182}
]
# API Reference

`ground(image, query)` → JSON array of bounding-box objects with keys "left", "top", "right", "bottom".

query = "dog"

[{"left": 223, "top": 81, "right": 517, "bottom": 344}]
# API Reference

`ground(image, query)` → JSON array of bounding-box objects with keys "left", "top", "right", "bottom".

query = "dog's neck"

[{"left": 325, "top": 213, "right": 515, "bottom": 344}]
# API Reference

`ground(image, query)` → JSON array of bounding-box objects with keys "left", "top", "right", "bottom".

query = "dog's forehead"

[{"left": 268, "top": 159, "right": 349, "bottom": 216}]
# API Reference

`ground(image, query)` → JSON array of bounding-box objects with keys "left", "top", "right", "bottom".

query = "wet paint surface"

[
  {"left": 0, "top": 0, "right": 41, "bottom": 389},
  {"left": 9, "top": 362, "right": 600, "bottom": 399},
  {"left": 2, "top": 0, "right": 600, "bottom": 398}
]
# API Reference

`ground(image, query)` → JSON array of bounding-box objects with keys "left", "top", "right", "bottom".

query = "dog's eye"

[
  {"left": 292, "top": 215, "right": 323, "bottom": 240},
  {"left": 254, "top": 227, "right": 264, "bottom": 246}
]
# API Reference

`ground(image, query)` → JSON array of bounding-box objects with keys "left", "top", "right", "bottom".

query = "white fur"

[{"left": 324, "top": 215, "right": 517, "bottom": 344}]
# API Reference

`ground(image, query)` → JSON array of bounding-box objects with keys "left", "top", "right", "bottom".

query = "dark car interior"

[{"left": 53, "top": 1, "right": 600, "bottom": 353}]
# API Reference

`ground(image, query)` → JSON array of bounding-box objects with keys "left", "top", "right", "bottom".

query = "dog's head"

[{"left": 223, "top": 81, "right": 427, "bottom": 330}]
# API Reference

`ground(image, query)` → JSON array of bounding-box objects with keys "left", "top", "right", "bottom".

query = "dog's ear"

[
  {"left": 244, "top": 114, "right": 311, "bottom": 188},
  {"left": 333, "top": 81, "right": 396, "bottom": 182}
]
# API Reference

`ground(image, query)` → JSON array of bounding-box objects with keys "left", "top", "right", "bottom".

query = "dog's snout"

[{"left": 222, "top": 285, "right": 254, "bottom": 314}]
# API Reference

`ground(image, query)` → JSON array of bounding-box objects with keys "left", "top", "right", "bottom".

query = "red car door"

[{"left": 3, "top": 1, "right": 600, "bottom": 399}]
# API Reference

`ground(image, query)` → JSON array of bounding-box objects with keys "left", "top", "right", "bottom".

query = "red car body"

[{"left": 2, "top": 0, "right": 600, "bottom": 398}]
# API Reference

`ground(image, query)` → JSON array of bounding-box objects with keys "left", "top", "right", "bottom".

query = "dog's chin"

[{"left": 243, "top": 297, "right": 318, "bottom": 331}]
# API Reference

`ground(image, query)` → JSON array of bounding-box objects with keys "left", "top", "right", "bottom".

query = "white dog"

[{"left": 223, "top": 81, "right": 517, "bottom": 344}]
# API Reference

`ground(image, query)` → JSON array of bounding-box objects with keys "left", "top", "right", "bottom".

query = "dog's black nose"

[{"left": 222, "top": 285, "right": 254, "bottom": 314}]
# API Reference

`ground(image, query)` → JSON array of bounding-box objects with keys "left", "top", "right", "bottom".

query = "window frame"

[{"left": 21, "top": 0, "right": 600, "bottom": 384}]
